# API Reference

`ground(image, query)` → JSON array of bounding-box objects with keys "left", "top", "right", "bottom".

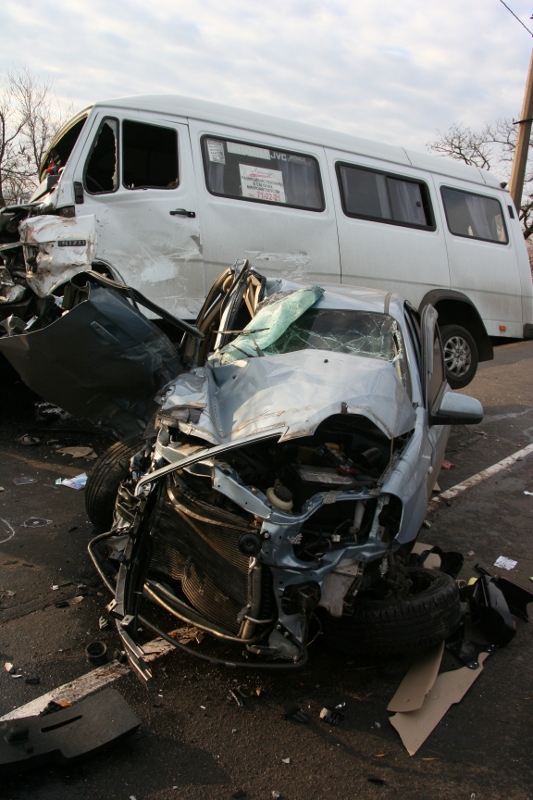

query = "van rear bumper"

[{"left": 524, "top": 323, "right": 533, "bottom": 339}]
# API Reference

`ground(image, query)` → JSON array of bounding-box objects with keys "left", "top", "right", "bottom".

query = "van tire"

[
  {"left": 319, "top": 567, "right": 461, "bottom": 657},
  {"left": 440, "top": 324, "right": 478, "bottom": 389},
  {"left": 85, "top": 437, "right": 144, "bottom": 533}
]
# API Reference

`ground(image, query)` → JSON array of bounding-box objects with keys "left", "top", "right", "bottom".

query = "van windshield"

[{"left": 40, "top": 115, "right": 88, "bottom": 181}]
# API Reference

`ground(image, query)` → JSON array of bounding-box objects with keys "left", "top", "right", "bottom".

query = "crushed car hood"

[{"left": 158, "top": 349, "right": 416, "bottom": 444}]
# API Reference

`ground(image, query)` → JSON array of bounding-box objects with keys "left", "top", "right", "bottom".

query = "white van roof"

[{"left": 92, "top": 94, "right": 502, "bottom": 190}]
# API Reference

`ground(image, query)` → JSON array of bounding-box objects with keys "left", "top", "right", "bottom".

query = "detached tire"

[
  {"left": 320, "top": 567, "right": 461, "bottom": 657},
  {"left": 440, "top": 324, "right": 478, "bottom": 389},
  {"left": 85, "top": 437, "right": 144, "bottom": 533}
]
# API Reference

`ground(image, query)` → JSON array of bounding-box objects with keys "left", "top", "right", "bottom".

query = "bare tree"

[
  {"left": 0, "top": 66, "right": 69, "bottom": 207},
  {"left": 428, "top": 119, "right": 533, "bottom": 238}
]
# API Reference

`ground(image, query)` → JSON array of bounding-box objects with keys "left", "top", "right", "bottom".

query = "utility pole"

[{"left": 509, "top": 47, "right": 533, "bottom": 211}]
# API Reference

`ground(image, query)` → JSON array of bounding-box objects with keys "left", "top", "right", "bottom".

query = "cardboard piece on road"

[
  {"left": 411, "top": 541, "right": 442, "bottom": 570},
  {"left": 389, "top": 652, "right": 489, "bottom": 756},
  {"left": 387, "top": 642, "right": 444, "bottom": 712}
]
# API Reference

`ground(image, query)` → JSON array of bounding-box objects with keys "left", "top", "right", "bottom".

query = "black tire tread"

[
  {"left": 320, "top": 567, "right": 461, "bottom": 656},
  {"left": 85, "top": 437, "right": 144, "bottom": 533}
]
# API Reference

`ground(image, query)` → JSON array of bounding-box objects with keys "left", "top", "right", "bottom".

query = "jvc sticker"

[{"left": 239, "top": 164, "right": 286, "bottom": 203}]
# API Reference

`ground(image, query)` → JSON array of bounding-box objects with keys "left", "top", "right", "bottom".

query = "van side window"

[
  {"left": 84, "top": 118, "right": 119, "bottom": 194},
  {"left": 337, "top": 163, "right": 434, "bottom": 229},
  {"left": 202, "top": 136, "right": 324, "bottom": 211},
  {"left": 441, "top": 186, "right": 508, "bottom": 244},
  {"left": 122, "top": 121, "right": 178, "bottom": 190}
]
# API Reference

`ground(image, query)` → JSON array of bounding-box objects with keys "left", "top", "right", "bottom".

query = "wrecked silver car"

[{"left": 78, "top": 260, "right": 483, "bottom": 684}]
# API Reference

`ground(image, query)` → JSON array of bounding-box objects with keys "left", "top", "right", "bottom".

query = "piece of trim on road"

[
  {"left": 0, "top": 638, "right": 175, "bottom": 722},
  {"left": 430, "top": 441, "right": 533, "bottom": 509}
]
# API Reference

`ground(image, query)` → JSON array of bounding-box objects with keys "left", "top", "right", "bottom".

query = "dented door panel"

[{"left": 0, "top": 283, "right": 182, "bottom": 438}]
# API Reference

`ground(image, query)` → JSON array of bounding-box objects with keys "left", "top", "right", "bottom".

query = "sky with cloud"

[{"left": 2, "top": 0, "right": 533, "bottom": 160}]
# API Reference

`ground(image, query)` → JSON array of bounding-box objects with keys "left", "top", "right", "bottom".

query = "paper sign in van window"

[
  {"left": 228, "top": 142, "right": 271, "bottom": 160},
  {"left": 207, "top": 139, "right": 226, "bottom": 164},
  {"left": 239, "top": 164, "right": 286, "bottom": 203}
]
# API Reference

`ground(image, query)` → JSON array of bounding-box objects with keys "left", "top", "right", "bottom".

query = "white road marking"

[
  {"left": 0, "top": 517, "right": 16, "bottom": 544},
  {"left": 430, "top": 441, "right": 533, "bottom": 508},
  {"left": 0, "top": 638, "right": 175, "bottom": 721},
  {"left": 480, "top": 408, "right": 533, "bottom": 425}
]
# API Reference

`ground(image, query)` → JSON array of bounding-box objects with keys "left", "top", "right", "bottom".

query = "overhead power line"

[{"left": 498, "top": 0, "right": 533, "bottom": 37}]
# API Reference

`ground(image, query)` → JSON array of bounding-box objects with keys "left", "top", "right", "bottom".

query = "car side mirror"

[{"left": 430, "top": 389, "right": 483, "bottom": 426}]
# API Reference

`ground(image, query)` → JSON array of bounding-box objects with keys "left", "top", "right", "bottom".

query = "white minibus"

[{"left": 2, "top": 95, "right": 532, "bottom": 387}]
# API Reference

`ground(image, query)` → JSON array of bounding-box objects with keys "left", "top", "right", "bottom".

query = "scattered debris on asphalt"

[
  {"left": 389, "top": 651, "right": 490, "bottom": 755},
  {"left": 319, "top": 703, "right": 347, "bottom": 725},
  {"left": 284, "top": 706, "right": 309, "bottom": 723},
  {"left": 13, "top": 477, "right": 37, "bottom": 485},
  {"left": 0, "top": 688, "right": 141, "bottom": 777},
  {"left": 168, "top": 626, "right": 205, "bottom": 646},
  {"left": 57, "top": 446, "right": 97, "bottom": 460},
  {"left": 16, "top": 434, "right": 40, "bottom": 446},
  {"left": 228, "top": 687, "right": 248, "bottom": 708},
  {"left": 56, "top": 473, "right": 87, "bottom": 490},
  {"left": 85, "top": 641, "right": 107, "bottom": 666},
  {"left": 441, "top": 459, "right": 455, "bottom": 470},
  {"left": 494, "top": 556, "right": 518, "bottom": 570}
]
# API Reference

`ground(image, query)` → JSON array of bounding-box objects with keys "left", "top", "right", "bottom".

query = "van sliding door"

[
  {"left": 328, "top": 151, "right": 450, "bottom": 308},
  {"left": 189, "top": 121, "right": 341, "bottom": 290}
]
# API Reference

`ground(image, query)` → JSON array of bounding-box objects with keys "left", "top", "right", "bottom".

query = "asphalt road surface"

[{"left": 1, "top": 340, "right": 532, "bottom": 800}]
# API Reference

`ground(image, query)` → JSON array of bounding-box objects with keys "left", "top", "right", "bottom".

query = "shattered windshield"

[
  {"left": 266, "top": 308, "right": 410, "bottom": 391},
  {"left": 217, "top": 297, "right": 410, "bottom": 390},
  {"left": 265, "top": 308, "right": 403, "bottom": 359}
]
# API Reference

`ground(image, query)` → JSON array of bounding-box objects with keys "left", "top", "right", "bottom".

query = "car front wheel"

[
  {"left": 85, "top": 437, "right": 144, "bottom": 533},
  {"left": 440, "top": 324, "right": 478, "bottom": 389},
  {"left": 318, "top": 567, "right": 462, "bottom": 656}
]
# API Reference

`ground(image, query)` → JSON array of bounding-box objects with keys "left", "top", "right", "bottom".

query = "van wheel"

[
  {"left": 85, "top": 437, "right": 144, "bottom": 533},
  {"left": 319, "top": 567, "right": 461, "bottom": 657},
  {"left": 440, "top": 325, "right": 478, "bottom": 389}
]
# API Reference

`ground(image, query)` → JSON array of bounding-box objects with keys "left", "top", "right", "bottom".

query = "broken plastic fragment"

[
  {"left": 60, "top": 473, "right": 87, "bottom": 490},
  {"left": 13, "top": 477, "right": 38, "bottom": 485},
  {"left": 16, "top": 434, "right": 40, "bottom": 446},
  {"left": 319, "top": 704, "right": 346, "bottom": 725}
]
